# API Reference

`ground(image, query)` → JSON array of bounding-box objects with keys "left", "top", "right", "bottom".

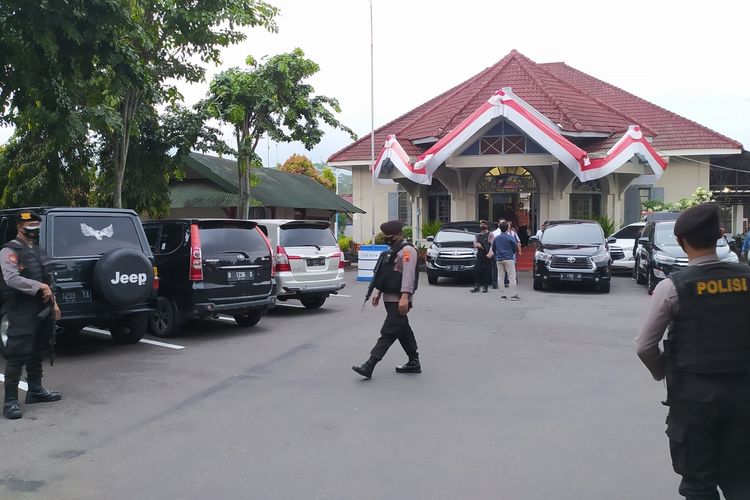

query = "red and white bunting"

[{"left": 372, "top": 88, "right": 668, "bottom": 185}]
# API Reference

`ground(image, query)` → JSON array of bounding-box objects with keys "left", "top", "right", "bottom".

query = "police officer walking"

[
  {"left": 353, "top": 220, "right": 420, "bottom": 379},
  {"left": 636, "top": 203, "right": 750, "bottom": 499},
  {"left": 1, "top": 211, "right": 62, "bottom": 420}
]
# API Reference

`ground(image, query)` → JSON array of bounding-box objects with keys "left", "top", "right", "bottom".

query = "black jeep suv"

[
  {"left": 530, "top": 220, "right": 613, "bottom": 293},
  {"left": 142, "top": 219, "right": 276, "bottom": 337},
  {"left": 0, "top": 207, "right": 159, "bottom": 343}
]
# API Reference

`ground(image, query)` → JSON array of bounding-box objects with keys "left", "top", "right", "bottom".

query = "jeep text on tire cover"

[{"left": 111, "top": 272, "right": 148, "bottom": 286}]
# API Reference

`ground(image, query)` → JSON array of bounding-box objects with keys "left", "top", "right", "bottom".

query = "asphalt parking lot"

[{"left": 1, "top": 270, "right": 678, "bottom": 500}]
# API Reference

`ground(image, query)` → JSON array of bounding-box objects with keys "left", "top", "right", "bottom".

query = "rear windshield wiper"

[{"left": 291, "top": 244, "right": 321, "bottom": 250}]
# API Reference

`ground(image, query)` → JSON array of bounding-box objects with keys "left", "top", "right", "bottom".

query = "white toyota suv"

[
  {"left": 252, "top": 220, "right": 345, "bottom": 309},
  {"left": 608, "top": 222, "right": 645, "bottom": 273}
]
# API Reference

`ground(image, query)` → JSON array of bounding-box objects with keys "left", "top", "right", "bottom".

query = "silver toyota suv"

[{"left": 252, "top": 220, "right": 345, "bottom": 309}]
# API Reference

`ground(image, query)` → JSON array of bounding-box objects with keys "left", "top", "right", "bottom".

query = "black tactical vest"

[
  {"left": 0, "top": 240, "right": 49, "bottom": 302},
  {"left": 373, "top": 241, "right": 419, "bottom": 294},
  {"left": 668, "top": 262, "right": 750, "bottom": 374}
]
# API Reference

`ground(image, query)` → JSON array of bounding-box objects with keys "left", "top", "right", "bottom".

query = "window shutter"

[
  {"left": 624, "top": 186, "right": 642, "bottom": 225},
  {"left": 652, "top": 187, "right": 665, "bottom": 201},
  {"left": 387, "top": 192, "right": 398, "bottom": 220}
]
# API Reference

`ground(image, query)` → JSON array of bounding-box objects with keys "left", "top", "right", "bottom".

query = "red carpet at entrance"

[{"left": 517, "top": 246, "right": 535, "bottom": 272}]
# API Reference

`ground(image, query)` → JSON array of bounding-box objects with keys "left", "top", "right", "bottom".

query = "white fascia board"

[
  {"left": 412, "top": 137, "right": 439, "bottom": 145},
  {"left": 660, "top": 149, "right": 742, "bottom": 156},
  {"left": 559, "top": 131, "right": 610, "bottom": 138},
  {"left": 327, "top": 160, "right": 370, "bottom": 170}
]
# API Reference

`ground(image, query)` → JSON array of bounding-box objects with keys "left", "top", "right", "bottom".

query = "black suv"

[
  {"left": 530, "top": 220, "right": 613, "bottom": 293},
  {"left": 634, "top": 218, "right": 737, "bottom": 294},
  {"left": 0, "top": 207, "right": 158, "bottom": 343},
  {"left": 142, "top": 219, "right": 275, "bottom": 337},
  {"left": 425, "top": 222, "right": 481, "bottom": 285}
]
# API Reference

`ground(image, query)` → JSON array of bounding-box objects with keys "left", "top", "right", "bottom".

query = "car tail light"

[
  {"left": 189, "top": 224, "right": 203, "bottom": 281},
  {"left": 334, "top": 251, "right": 345, "bottom": 269},
  {"left": 276, "top": 246, "right": 291, "bottom": 273},
  {"left": 153, "top": 266, "right": 160, "bottom": 290},
  {"left": 256, "top": 227, "right": 275, "bottom": 276}
]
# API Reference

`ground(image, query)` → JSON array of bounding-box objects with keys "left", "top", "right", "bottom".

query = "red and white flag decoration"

[{"left": 372, "top": 88, "right": 667, "bottom": 185}]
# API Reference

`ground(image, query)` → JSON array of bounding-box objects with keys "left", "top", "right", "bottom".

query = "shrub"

[
  {"left": 595, "top": 216, "right": 616, "bottom": 237},
  {"left": 421, "top": 220, "right": 442, "bottom": 238},
  {"left": 402, "top": 226, "right": 413, "bottom": 241},
  {"left": 338, "top": 235, "right": 353, "bottom": 252}
]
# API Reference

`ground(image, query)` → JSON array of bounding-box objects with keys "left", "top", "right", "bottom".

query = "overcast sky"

[{"left": 2, "top": 0, "right": 748, "bottom": 167}]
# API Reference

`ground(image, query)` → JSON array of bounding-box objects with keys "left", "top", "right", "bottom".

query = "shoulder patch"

[
  {"left": 7, "top": 252, "right": 18, "bottom": 264},
  {"left": 403, "top": 250, "right": 411, "bottom": 263}
]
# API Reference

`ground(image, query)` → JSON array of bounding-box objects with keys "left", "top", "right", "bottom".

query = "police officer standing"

[
  {"left": 636, "top": 203, "right": 750, "bottom": 499},
  {"left": 353, "top": 220, "right": 420, "bottom": 379},
  {"left": 1, "top": 211, "right": 62, "bottom": 420}
]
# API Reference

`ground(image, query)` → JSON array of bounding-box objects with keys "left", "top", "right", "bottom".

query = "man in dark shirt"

[{"left": 488, "top": 222, "right": 519, "bottom": 300}]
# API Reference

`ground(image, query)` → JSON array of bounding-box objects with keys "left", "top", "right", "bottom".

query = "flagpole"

[{"left": 369, "top": 0, "right": 376, "bottom": 241}]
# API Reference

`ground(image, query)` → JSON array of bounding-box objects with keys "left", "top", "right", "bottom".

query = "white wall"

[
  {"left": 654, "top": 156, "right": 710, "bottom": 202},
  {"left": 352, "top": 165, "right": 398, "bottom": 242}
]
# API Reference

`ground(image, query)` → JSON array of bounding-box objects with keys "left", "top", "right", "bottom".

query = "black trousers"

[
  {"left": 474, "top": 261, "right": 492, "bottom": 287},
  {"left": 4, "top": 357, "right": 44, "bottom": 388},
  {"left": 666, "top": 383, "right": 750, "bottom": 500},
  {"left": 370, "top": 302, "right": 418, "bottom": 361}
]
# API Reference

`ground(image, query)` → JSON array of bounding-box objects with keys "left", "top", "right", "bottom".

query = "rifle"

[
  {"left": 661, "top": 339, "right": 672, "bottom": 406},
  {"left": 362, "top": 251, "right": 388, "bottom": 312},
  {"left": 37, "top": 279, "right": 57, "bottom": 366}
]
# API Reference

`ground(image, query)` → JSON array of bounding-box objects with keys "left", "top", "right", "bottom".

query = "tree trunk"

[
  {"left": 112, "top": 88, "right": 139, "bottom": 208},
  {"left": 237, "top": 121, "right": 251, "bottom": 219}
]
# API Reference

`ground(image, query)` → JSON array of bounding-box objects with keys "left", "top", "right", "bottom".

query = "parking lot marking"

[
  {"left": 0, "top": 374, "right": 27, "bottom": 392},
  {"left": 332, "top": 294, "right": 351, "bottom": 298},
  {"left": 83, "top": 328, "right": 186, "bottom": 350}
]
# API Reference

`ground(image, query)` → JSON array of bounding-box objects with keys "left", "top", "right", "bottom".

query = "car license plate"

[
  {"left": 449, "top": 265, "right": 465, "bottom": 271},
  {"left": 59, "top": 289, "right": 92, "bottom": 304},
  {"left": 561, "top": 273, "right": 582, "bottom": 281},
  {"left": 227, "top": 270, "right": 254, "bottom": 282},
  {"left": 307, "top": 257, "right": 326, "bottom": 267}
]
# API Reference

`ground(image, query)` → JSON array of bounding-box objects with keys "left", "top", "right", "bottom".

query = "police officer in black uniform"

[
  {"left": 353, "top": 220, "right": 420, "bottom": 379},
  {"left": 1, "top": 211, "right": 62, "bottom": 420},
  {"left": 636, "top": 203, "right": 750, "bottom": 499}
]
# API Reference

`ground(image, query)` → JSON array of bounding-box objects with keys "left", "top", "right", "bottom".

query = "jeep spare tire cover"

[{"left": 93, "top": 248, "right": 154, "bottom": 307}]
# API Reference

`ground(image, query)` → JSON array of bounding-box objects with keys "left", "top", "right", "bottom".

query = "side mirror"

[
  {"left": 607, "top": 237, "right": 617, "bottom": 244},
  {"left": 426, "top": 236, "right": 434, "bottom": 243},
  {"left": 638, "top": 237, "right": 649, "bottom": 243},
  {"left": 529, "top": 236, "right": 539, "bottom": 243}
]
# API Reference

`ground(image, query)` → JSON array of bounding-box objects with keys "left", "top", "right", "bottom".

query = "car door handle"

[
  {"left": 52, "top": 264, "right": 68, "bottom": 271},
  {"left": 204, "top": 258, "right": 220, "bottom": 263}
]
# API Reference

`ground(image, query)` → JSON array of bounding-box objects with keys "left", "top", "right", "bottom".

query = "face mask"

[
  {"left": 21, "top": 225, "right": 40, "bottom": 242},
  {"left": 480, "top": 226, "right": 488, "bottom": 232},
  {"left": 384, "top": 235, "right": 398, "bottom": 245}
]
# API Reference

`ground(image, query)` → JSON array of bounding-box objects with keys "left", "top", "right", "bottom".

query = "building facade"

[{"left": 329, "top": 51, "right": 745, "bottom": 242}]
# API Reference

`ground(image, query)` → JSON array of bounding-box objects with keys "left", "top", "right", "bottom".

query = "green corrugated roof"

[
  {"left": 177, "top": 153, "right": 364, "bottom": 213},
  {"left": 170, "top": 180, "right": 239, "bottom": 209}
]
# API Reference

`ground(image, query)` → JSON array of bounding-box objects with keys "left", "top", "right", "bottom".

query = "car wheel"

[
  {"left": 148, "top": 299, "right": 181, "bottom": 338},
  {"left": 234, "top": 310, "right": 263, "bottom": 327},
  {"left": 598, "top": 280, "right": 611, "bottom": 293},
  {"left": 647, "top": 266, "right": 657, "bottom": 295},
  {"left": 110, "top": 314, "right": 148, "bottom": 344},
  {"left": 635, "top": 258, "right": 647, "bottom": 285},
  {"left": 300, "top": 297, "right": 326, "bottom": 309},
  {"left": 427, "top": 272, "right": 438, "bottom": 285},
  {"left": 533, "top": 278, "right": 544, "bottom": 291}
]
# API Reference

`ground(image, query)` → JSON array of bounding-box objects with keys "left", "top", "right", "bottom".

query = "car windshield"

[
  {"left": 434, "top": 230, "right": 476, "bottom": 243},
  {"left": 280, "top": 226, "right": 337, "bottom": 247},
  {"left": 541, "top": 224, "right": 603, "bottom": 245},
  {"left": 612, "top": 225, "right": 643, "bottom": 240},
  {"left": 52, "top": 215, "right": 143, "bottom": 257},
  {"left": 655, "top": 222, "right": 727, "bottom": 247}
]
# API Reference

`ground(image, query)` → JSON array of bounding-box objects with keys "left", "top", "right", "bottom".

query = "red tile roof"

[{"left": 329, "top": 50, "right": 742, "bottom": 163}]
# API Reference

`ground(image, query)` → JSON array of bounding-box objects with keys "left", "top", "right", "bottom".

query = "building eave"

[{"left": 659, "top": 148, "right": 742, "bottom": 157}]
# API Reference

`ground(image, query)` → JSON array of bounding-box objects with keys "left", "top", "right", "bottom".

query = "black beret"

[
  {"left": 15, "top": 210, "right": 41, "bottom": 224},
  {"left": 674, "top": 203, "right": 721, "bottom": 239},
  {"left": 380, "top": 220, "right": 405, "bottom": 236}
]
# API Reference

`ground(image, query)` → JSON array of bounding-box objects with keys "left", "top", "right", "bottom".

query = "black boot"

[
  {"left": 396, "top": 354, "right": 421, "bottom": 374},
  {"left": 25, "top": 378, "right": 62, "bottom": 404},
  {"left": 352, "top": 356, "right": 379, "bottom": 379},
  {"left": 470, "top": 286, "right": 480, "bottom": 293},
  {"left": 3, "top": 386, "right": 22, "bottom": 420}
]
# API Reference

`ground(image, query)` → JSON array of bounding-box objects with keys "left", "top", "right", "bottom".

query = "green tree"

[
  {"left": 96, "top": 0, "right": 279, "bottom": 208},
  {"left": 204, "top": 49, "right": 356, "bottom": 218},
  {"left": 280, "top": 154, "right": 319, "bottom": 178},
  {"left": 321, "top": 167, "right": 337, "bottom": 192}
]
